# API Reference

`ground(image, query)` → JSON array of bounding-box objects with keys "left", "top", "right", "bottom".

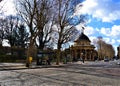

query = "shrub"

[{"left": 0, "top": 55, "right": 19, "bottom": 62}]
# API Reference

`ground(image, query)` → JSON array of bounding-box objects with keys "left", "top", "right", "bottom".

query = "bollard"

[{"left": 26, "top": 56, "right": 33, "bottom": 68}]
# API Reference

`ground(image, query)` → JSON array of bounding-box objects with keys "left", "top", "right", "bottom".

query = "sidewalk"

[
  {"left": 0, "top": 63, "right": 26, "bottom": 70},
  {"left": 0, "top": 61, "right": 95, "bottom": 70},
  {"left": 0, "top": 62, "right": 69, "bottom": 70},
  {"left": 0, "top": 60, "right": 120, "bottom": 70}
]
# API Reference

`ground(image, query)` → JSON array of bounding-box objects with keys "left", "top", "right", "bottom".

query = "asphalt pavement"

[{"left": 0, "top": 60, "right": 120, "bottom": 86}]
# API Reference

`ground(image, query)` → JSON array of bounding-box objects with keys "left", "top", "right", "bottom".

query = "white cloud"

[
  {"left": 84, "top": 26, "right": 95, "bottom": 36},
  {"left": 75, "top": 0, "right": 120, "bottom": 22},
  {"left": 75, "top": 23, "right": 83, "bottom": 31},
  {"left": 111, "top": 39, "right": 116, "bottom": 44},
  {"left": 100, "top": 25, "right": 120, "bottom": 38},
  {"left": 117, "top": 40, "right": 120, "bottom": 43},
  {"left": 0, "top": 0, "right": 16, "bottom": 15},
  {"left": 100, "top": 28, "right": 111, "bottom": 36},
  {"left": 111, "top": 25, "right": 120, "bottom": 38},
  {"left": 75, "top": 23, "right": 98, "bottom": 36}
]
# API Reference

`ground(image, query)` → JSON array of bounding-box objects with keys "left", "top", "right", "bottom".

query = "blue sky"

[
  {"left": 74, "top": 0, "right": 120, "bottom": 54},
  {"left": 1, "top": 0, "right": 120, "bottom": 54}
]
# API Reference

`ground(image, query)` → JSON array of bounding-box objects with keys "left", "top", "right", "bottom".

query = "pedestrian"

[
  {"left": 82, "top": 56, "right": 85, "bottom": 63},
  {"left": 45, "top": 55, "right": 50, "bottom": 65}
]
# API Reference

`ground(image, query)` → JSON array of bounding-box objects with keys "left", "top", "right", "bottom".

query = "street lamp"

[{"left": 81, "top": 49, "right": 85, "bottom": 63}]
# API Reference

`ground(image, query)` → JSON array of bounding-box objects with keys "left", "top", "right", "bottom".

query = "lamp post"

[{"left": 81, "top": 49, "right": 85, "bottom": 63}]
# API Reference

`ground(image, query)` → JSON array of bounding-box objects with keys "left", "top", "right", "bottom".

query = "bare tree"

[
  {"left": 13, "top": 23, "right": 29, "bottom": 48},
  {"left": 16, "top": 0, "right": 84, "bottom": 65},
  {"left": 97, "top": 37, "right": 115, "bottom": 60},
  {"left": 53, "top": 0, "right": 82, "bottom": 65},
  {"left": 34, "top": 0, "right": 55, "bottom": 50},
  {"left": 106, "top": 44, "right": 115, "bottom": 58},
  {"left": 16, "top": 0, "right": 38, "bottom": 58},
  {"left": 0, "top": 18, "right": 6, "bottom": 45},
  {"left": 0, "top": 15, "right": 19, "bottom": 54},
  {"left": 0, "top": 16, "right": 15, "bottom": 47},
  {"left": 3, "top": 16, "right": 17, "bottom": 47},
  {"left": 15, "top": 0, "right": 55, "bottom": 60},
  {"left": 0, "top": 0, "right": 5, "bottom": 45}
]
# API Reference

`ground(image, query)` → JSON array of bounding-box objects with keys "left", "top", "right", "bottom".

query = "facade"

[{"left": 70, "top": 30, "right": 97, "bottom": 61}]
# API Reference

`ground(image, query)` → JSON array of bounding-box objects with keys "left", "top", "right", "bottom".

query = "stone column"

[
  {"left": 91, "top": 50, "right": 93, "bottom": 60},
  {"left": 84, "top": 49, "right": 86, "bottom": 60},
  {"left": 86, "top": 50, "right": 89, "bottom": 60},
  {"left": 88, "top": 50, "right": 91, "bottom": 60}
]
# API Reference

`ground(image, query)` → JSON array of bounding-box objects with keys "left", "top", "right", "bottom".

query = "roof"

[{"left": 74, "top": 32, "right": 91, "bottom": 42}]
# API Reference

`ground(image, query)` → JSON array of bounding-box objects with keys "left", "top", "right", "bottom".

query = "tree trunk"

[
  {"left": 26, "top": 39, "right": 37, "bottom": 67},
  {"left": 38, "top": 31, "right": 44, "bottom": 50},
  {"left": 56, "top": 43, "right": 61, "bottom": 65},
  {"left": 56, "top": 49, "right": 61, "bottom": 65},
  {"left": 38, "top": 40, "right": 44, "bottom": 50}
]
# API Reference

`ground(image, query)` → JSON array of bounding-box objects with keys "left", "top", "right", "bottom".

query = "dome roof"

[{"left": 74, "top": 32, "right": 91, "bottom": 42}]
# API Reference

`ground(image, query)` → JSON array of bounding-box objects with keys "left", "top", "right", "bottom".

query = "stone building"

[{"left": 70, "top": 28, "right": 97, "bottom": 61}]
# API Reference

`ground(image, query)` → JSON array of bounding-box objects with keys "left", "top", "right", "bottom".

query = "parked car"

[{"left": 104, "top": 57, "right": 109, "bottom": 62}]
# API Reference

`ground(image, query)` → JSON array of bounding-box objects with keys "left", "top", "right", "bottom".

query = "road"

[{"left": 0, "top": 61, "right": 120, "bottom": 86}]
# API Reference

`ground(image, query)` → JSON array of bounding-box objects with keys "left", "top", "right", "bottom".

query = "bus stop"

[{"left": 36, "top": 50, "right": 54, "bottom": 65}]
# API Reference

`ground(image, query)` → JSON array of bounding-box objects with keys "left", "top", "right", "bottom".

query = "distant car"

[
  {"left": 116, "top": 59, "right": 120, "bottom": 65},
  {"left": 104, "top": 57, "right": 109, "bottom": 62},
  {"left": 77, "top": 57, "right": 83, "bottom": 61},
  {"left": 117, "top": 62, "right": 120, "bottom": 65}
]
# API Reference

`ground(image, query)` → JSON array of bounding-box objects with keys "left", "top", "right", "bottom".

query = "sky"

[{"left": 1, "top": 0, "right": 120, "bottom": 54}]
